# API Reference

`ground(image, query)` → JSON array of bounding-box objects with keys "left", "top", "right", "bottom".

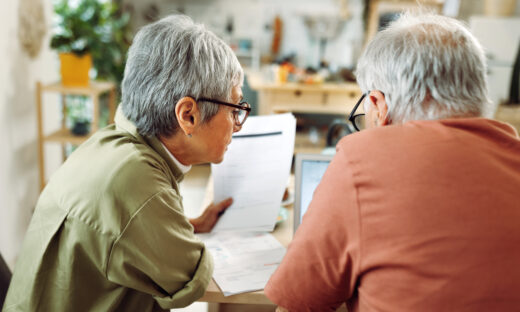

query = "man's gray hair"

[
  {"left": 121, "top": 14, "right": 244, "bottom": 137},
  {"left": 356, "top": 13, "right": 491, "bottom": 123}
]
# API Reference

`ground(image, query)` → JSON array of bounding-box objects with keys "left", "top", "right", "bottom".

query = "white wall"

[
  {"left": 185, "top": 0, "right": 365, "bottom": 69},
  {"left": 0, "top": 0, "right": 60, "bottom": 268}
]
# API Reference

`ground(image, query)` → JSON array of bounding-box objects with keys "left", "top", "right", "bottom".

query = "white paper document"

[
  {"left": 211, "top": 113, "right": 296, "bottom": 232},
  {"left": 197, "top": 232, "right": 286, "bottom": 296}
]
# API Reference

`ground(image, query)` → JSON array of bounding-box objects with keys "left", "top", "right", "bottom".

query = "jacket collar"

[{"left": 115, "top": 107, "right": 184, "bottom": 182}]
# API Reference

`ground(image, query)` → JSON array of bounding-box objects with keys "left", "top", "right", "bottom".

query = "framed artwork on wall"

[{"left": 364, "top": 0, "right": 445, "bottom": 46}]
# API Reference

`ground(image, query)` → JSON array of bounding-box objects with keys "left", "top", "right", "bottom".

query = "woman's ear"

[{"left": 175, "top": 97, "right": 200, "bottom": 136}]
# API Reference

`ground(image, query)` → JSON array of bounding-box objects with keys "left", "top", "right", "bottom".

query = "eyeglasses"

[
  {"left": 348, "top": 93, "right": 367, "bottom": 132},
  {"left": 198, "top": 98, "right": 251, "bottom": 127}
]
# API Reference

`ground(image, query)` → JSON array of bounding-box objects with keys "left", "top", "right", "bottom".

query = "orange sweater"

[{"left": 265, "top": 118, "right": 520, "bottom": 311}]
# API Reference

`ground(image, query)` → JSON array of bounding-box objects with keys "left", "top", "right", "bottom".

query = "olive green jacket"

[{"left": 3, "top": 109, "right": 213, "bottom": 312}]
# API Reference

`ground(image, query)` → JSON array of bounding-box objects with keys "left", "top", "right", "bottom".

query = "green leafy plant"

[{"left": 50, "top": 0, "right": 131, "bottom": 85}]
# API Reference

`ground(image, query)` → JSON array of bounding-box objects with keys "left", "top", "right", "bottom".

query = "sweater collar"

[
  {"left": 160, "top": 142, "right": 192, "bottom": 175},
  {"left": 114, "top": 107, "right": 185, "bottom": 182}
]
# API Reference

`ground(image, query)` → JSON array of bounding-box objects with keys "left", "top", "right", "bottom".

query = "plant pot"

[
  {"left": 71, "top": 121, "right": 90, "bottom": 136},
  {"left": 59, "top": 52, "right": 91, "bottom": 87}
]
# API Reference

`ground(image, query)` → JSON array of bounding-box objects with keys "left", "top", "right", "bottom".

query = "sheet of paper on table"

[
  {"left": 197, "top": 232, "right": 286, "bottom": 296},
  {"left": 211, "top": 113, "right": 296, "bottom": 232}
]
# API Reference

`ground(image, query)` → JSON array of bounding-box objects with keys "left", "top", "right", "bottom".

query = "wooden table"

[
  {"left": 198, "top": 207, "right": 294, "bottom": 306},
  {"left": 195, "top": 175, "right": 348, "bottom": 312},
  {"left": 195, "top": 173, "right": 294, "bottom": 308}
]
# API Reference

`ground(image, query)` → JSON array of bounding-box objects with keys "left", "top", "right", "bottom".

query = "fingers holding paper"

[{"left": 190, "top": 197, "right": 233, "bottom": 233}]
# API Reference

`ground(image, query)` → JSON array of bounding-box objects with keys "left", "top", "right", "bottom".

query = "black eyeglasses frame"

[
  {"left": 348, "top": 93, "right": 367, "bottom": 132},
  {"left": 197, "top": 97, "right": 252, "bottom": 127}
]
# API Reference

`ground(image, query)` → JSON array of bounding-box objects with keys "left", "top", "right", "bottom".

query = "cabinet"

[
  {"left": 250, "top": 79, "right": 362, "bottom": 154},
  {"left": 36, "top": 81, "right": 117, "bottom": 191},
  {"left": 255, "top": 82, "right": 361, "bottom": 115}
]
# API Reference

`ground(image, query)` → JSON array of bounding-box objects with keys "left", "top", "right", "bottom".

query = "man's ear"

[
  {"left": 175, "top": 97, "right": 200, "bottom": 136},
  {"left": 368, "top": 91, "right": 390, "bottom": 126}
]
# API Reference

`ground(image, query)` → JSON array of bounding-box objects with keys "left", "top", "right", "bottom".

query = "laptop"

[{"left": 293, "top": 153, "right": 333, "bottom": 233}]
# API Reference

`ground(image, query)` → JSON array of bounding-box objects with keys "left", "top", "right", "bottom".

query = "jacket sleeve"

[
  {"left": 105, "top": 189, "right": 213, "bottom": 309},
  {"left": 264, "top": 146, "right": 362, "bottom": 311}
]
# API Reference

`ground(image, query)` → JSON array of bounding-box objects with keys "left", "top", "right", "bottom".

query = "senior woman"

[
  {"left": 4, "top": 15, "right": 249, "bottom": 311},
  {"left": 266, "top": 13, "right": 520, "bottom": 311}
]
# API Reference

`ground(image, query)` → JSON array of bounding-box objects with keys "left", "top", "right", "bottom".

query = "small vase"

[{"left": 71, "top": 121, "right": 90, "bottom": 136}]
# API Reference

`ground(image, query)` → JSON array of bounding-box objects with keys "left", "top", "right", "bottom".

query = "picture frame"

[{"left": 364, "top": 0, "right": 445, "bottom": 46}]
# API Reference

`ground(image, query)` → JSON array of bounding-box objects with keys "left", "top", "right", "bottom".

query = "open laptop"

[{"left": 293, "top": 153, "right": 334, "bottom": 233}]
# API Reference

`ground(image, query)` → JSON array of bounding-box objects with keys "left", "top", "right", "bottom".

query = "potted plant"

[
  {"left": 50, "top": 0, "right": 130, "bottom": 87},
  {"left": 66, "top": 96, "right": 92, "bottom": 136}
]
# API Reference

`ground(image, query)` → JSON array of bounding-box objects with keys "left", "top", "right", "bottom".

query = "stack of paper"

[
  {"left": 211, "top": 113, "right": 296, "bottom": 232},
  {"left": 197, "top": 232, "right": 286, "bottom": 296}
]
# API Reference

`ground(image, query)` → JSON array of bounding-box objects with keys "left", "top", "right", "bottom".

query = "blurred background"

[{"left": 1, "top": 1, "right": 520, "bottom": 310}]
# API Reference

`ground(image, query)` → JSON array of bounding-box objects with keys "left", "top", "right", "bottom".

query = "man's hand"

[{"left": 189, "top": 198, "right": 233, "bottom": 233}]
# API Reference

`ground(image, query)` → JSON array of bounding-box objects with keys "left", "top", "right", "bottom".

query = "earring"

[{"left": 187, "top": 133, "right": 192, "bottom": 138}]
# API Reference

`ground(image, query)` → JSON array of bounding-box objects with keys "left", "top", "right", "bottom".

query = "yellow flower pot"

[{"left": 59, "top": 52, "right": 92, "bottom": 87}]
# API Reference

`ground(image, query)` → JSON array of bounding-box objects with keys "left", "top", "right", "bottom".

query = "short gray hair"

[
  {"left": 121, "top": 14, "right": 244, "bottom": 137},
  {"left": 356, "top": 13, "right": 491, "bottom": 123}
]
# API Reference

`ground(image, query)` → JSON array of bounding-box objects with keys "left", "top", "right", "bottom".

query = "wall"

[
  {"left": 0, "top": 0, "right": 60, "bottom": 268},
  {"left": 124, "top": 0, "right": 365, "bottom": 69},
  {"left": 122, "top": 0, "right": 520, "bottom": 71},
  {"left": 458, "top": 0, "right": 520, "bottom": 20}
]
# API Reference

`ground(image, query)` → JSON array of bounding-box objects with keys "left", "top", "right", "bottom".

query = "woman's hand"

[{"left": 189, "top": 198, "right": 233, "bottom": 233}]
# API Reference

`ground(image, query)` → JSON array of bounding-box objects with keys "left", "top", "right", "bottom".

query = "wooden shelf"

[
  {"left": 36, "top": 81, "right": 117, "bottom": 191},
  {"left": 272, "top": 105, "right": 352, "bottom": 115},
  {"left": 41, "top": 81, "right": 116, "bottom": 96},
  {"left": 44, "top": 128, "right": 91, "bottom": 145}
]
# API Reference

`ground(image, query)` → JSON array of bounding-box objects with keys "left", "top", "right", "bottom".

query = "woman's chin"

[{"left": 208, "top": 147, "right": 229, "bottom": 164}]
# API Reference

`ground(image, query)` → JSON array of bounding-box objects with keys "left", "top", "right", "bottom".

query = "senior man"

[
  {"left": 4, "top": 15, "right": 250, "bottom": 311},
  {"left": 265, "top": 13, "right": 520, "bottom": 312}
]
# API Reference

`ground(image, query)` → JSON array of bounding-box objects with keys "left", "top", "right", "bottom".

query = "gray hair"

[
  {"left": 356, "top": 13, "right": 491, "bottom": 123},
  {"left": 121, "top": 14, "right": 244, "bottom": 137}
]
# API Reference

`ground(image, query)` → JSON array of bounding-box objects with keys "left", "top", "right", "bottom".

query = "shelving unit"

[
  {"left": 36, "top": 81, "right": 117, "bottom": 191},
  {"left": 228, "top": 37, "right": 260, "bottom": 70}
]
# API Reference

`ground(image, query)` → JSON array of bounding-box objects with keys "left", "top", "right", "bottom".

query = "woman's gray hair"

[
  {"left": 356, "top": 13, "right": 491, "bottom": 123},
  {"left": 121, "top": 14, "right": 244, "bottom": 137}
]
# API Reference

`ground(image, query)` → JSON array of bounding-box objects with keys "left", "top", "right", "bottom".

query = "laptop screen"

[{"left": 293, "top": 154, "right": 333, "bottom": 233}]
